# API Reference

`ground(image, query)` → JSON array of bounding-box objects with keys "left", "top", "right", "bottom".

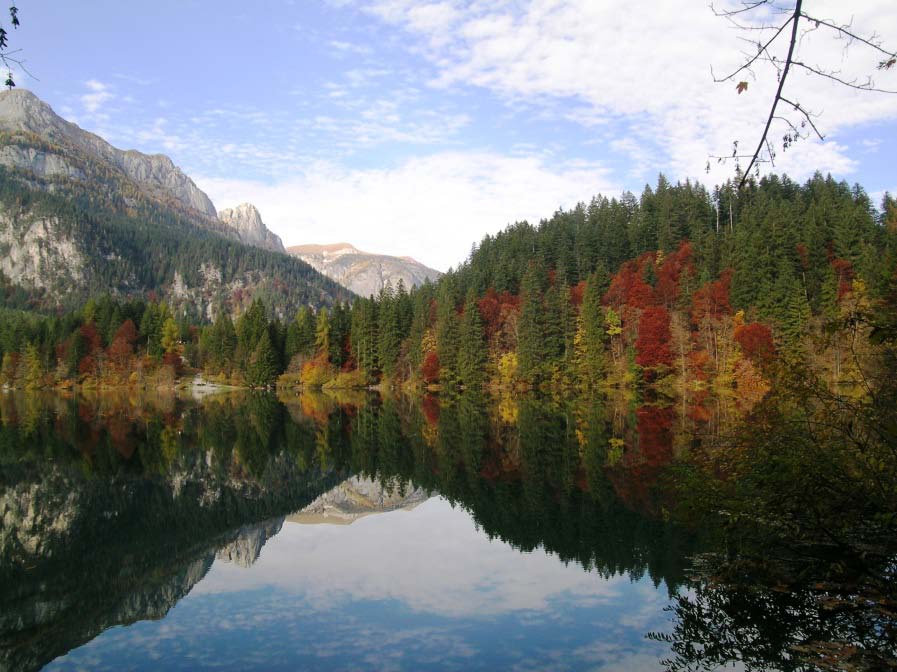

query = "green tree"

[
  {"left": 315, "top": 308, "right": 330, "bottom": 357},
  {"left": 160, "top": 317, "right": 180, "bottom": 354},
  {"left": 22, "top": 342, "right": 42, "bottom": 389},
  {"left": 457, "top": 289, "right": 487, "bottom": 388},
  {"left": 517, "top": 262, "right": 547, "bottom": 384},
  {"left": 245, "top": 331, "right": 278, "bottom": 387},
  {"left": 577, "top": 270, "right": 608, "bottom": 386}
]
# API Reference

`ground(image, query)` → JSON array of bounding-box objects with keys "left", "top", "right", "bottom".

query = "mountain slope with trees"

[
  {"left": 1, "top": 172, "right": 894, "bottom": 395},
  {"left": 0, "top": 89, "right": 351, "bottom": 317}
]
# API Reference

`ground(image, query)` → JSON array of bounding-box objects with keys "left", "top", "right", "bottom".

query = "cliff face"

[
  {"left": 216, "top": 518, "right": 284, "bottom": 567},
  {"left": 218, "top": 203, "right": 286, "bottom": 254},
  {"left": 0, "top": 89, "right": 217, "bottom": 217},
  {"left": 287, "top": 243, "right": 441, "bottom": 297}
]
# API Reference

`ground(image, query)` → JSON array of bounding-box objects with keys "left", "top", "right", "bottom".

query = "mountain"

[
  {"left": 0, "top": 89, "right": 349, "bottom": 315},
  {"left": 219, "top": 203, "right": 286, "bottom": 253},
  {"left": 287, "top": 242, "right": 441, "bottom": 297},
  {"left": 0, "top": 89, "right": 217, "bottom": 217},
  {"left": 287, "top": 476, "right": 429, "bottom": 526}
]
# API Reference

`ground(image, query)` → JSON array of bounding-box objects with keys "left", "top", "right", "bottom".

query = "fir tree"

[
  {"left": 245, "top": 331, "right": 278, "bottom": 388},
  {"left": 518, "top": 262, "right": 547, "bottom": 384},
  {"left": 457, "top": 289, "right": 487, "bottom": 388}
]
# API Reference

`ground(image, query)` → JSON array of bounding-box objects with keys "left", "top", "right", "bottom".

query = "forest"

[{"left": 1, "top": 171, "right": 895, "bottom": 400}]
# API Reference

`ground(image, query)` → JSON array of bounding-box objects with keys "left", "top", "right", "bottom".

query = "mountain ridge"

[
  {"left": 0, "top": 89, "right": 350, "bottom": 315},
  {"left": 287, "top": 242, "right": 441, "bottom": 297}
]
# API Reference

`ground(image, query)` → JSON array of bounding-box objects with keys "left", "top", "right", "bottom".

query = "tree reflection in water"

[{"left": 0, "top": 388, "right": 894, "bottom": 671}]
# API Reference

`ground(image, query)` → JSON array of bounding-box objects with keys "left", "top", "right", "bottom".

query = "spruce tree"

[
  {"left": 518, "top": 262, "right": 547, "bottom": 384},
  {"left": 578, "top": 270, "right": 607, "bottom": 386},
  {"left": 436, "top": 284, "right": 461, "bottom": 385},
  {"left": 457, "top": 289, "right": 487, "bottom": 389},
  {"left": 378, "top": 284, "right": 401, "bottom": 379},
  {"left": 246, "top": 331, "right": 278, "bottom": 388}
]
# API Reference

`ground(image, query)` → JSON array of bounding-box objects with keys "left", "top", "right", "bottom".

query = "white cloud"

[
  {"left": 196, "top": 150, "right": 617, "bottom": 271},
  {"left": 361, "top": 0, "right": 897, "bottom": 185},
  {"left": 81, "top": 79, "right": 114, "bottom": 113},
  {"left": 193, "top": 497, "right": 657, "bottom": 619}
]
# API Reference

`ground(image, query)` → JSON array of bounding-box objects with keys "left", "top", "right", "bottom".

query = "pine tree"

[
  {"left": 518, "top": 262, "right": 547, "bottom": 384},
  {"left": 577, "top": 271, "right": 607, "bottom": 386},
  {"left": 22, "top": 343, "right": 42, "bottom": 389},
  {"left": 287, "top": 307, "right": 316, "bottom": 361},
  {"left": 378, "top": 284, "right": 401, "bottom": 379},
  {"left": 436, "top": 285, "right": 461, "bottom": 385},
  {"left": 236, "top": 299, "right": 268, "bottom": 363},
  {"left": 457, "top": 289, "right": 487, "bottom": 388},
  {"left": 246, "top": 331, "right": 278, "bottom": 388},
  {"left": 315, "top": 308, "right": 330, "bottom": 357}
]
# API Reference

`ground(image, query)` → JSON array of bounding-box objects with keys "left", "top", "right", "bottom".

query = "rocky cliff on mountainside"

[
  {"left": 0, "top": 89, "right": 348, "bottom": 312},
  {"left": 219, "top": 203, "right": 286, "bottom": 253},
  {"left": 287, "top": 243, "right": 441, "bottom": 297},
  {"left": 0, "top": 89, "right": 217, "bottom": 217},
  {"left": 216, "top": 518, "right": 284, "bottom": 568}
]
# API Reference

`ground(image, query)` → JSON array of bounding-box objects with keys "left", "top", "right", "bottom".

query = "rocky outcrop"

[
  {"left": 0, "top": 89, "right": 217, "bottom": 217},
  {"left": 0, "top": 208, "right": 86, "bottom": 292},
  {"left": 288, "top": 475, "right": 429, "bottom": 525},
  {"left": 287, "top": 243, "right": 441, "bottom": 297},
  {"left": 215, "top": 518, "right": 284, "bottom": 568},
  {"left": 218, "top": 203, "right": 286, "bottom": 253}
]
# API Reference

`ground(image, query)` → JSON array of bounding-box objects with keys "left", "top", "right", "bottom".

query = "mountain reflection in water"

[{"left": 2, "top": 389, "right": 884, "bottom": 671}]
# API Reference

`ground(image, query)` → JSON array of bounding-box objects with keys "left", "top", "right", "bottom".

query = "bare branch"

[
  {"left": 738, "top": 0, "right": 803, "bottom": 189},
  {"left": 790, "top": 60, "right": 897, "bottom": 93},
  {"left": 714, "top": 16, "right": 794, "bottom": 82},
  {"left": 800, "top": 11, "right": 897, "bottom": 58}
]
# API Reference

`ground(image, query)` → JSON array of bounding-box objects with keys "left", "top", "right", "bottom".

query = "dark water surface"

[{"left": 1, "top": 389, "right": 863, "bottom": 671}]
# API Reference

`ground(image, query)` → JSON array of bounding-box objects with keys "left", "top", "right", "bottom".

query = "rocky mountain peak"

[
  {"left": 287, "top": 242, "right": 442, "bottom": 297},
  {"left": 0, "top": 89, "right": 58, "bottom": 130},
  {"left": 0, "top": 89, "right": 217, "bottom": 218},
  {"left": 218, "top": 202, "right": 286, "bottom": 254}
]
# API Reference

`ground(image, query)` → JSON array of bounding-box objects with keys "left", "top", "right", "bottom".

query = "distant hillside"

[
  {"left": 288, "top": 242, "right": 441, "bottom": 297},
  {"left": 0, "top": 89, "right": 349, "bottom": 316}
]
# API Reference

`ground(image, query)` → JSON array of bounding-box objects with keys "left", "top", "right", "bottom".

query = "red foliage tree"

[
  {"left": 734, "top": 322, "right": 776, "bottom": 366},
  {"left": 604, "top": 253, "right": 657, "bottom": 309},
  {"left": 830, "top": 256, "right": 854, "bottom": 298},
  {"left": 570, "top": 280, "right": 587, "bottom": 307},
  {"left": 477, "top": 289, "right": 502, "bottom": 339},
  {"left": 79, "top": 322, "right": 103, "bottom": 353},
  {"left": 421, "top": 351, "right": 440, "bottom": 384},
  {"left": 422, "top": 394, "right": 440, "bottom": 428},
  {"left": 635, "top": 306, "right": 673, "bottom": 368},
  {"left": 107, "top": 319, "right": 138, "bottom": 371},
  {"left": 691, "top": 269, "right": 733, "bottom": 326},
  {"left": 656, "top": 241, "right": 694, "bottom": 307},
  {"left": 162, "top": 351, "right": 182, "bottom": 375}
]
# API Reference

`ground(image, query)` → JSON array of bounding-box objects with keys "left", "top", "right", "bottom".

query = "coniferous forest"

[{"left": 2, "top": 172, "right": 895, "bottom": 398}]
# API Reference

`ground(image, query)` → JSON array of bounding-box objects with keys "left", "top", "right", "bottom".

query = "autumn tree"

[{"left": 635, "top": 306, "right": 673, "bottom": 369}]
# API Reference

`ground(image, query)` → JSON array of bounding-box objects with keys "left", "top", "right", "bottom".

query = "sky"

[{"left": 8, "top": 0, "right": 897, "bottom": 271}]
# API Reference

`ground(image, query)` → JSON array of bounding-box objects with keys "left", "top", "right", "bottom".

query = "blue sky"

[{"left": 9, "top": 0, "right": 897, "bottom": 270}]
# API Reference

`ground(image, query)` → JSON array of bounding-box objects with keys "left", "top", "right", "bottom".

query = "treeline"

[
  {"left": 2, "top": 172, "right": 895, "bottom": 393},
  {"left": 294, "top": 172, "right": 896, "bottom": 392}
]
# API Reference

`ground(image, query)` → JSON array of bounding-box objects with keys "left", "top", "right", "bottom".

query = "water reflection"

[{"left": 0, "top": 389, "right": 751, "bottom": 670}]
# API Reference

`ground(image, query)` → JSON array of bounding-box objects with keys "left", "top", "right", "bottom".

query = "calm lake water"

[{"left": 0, "top": 390, "right": 759, "bottom": 670}]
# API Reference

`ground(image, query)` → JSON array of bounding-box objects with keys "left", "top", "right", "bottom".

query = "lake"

[{"left": 0, "top": 390, "right": 891, "bottom": 671}]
